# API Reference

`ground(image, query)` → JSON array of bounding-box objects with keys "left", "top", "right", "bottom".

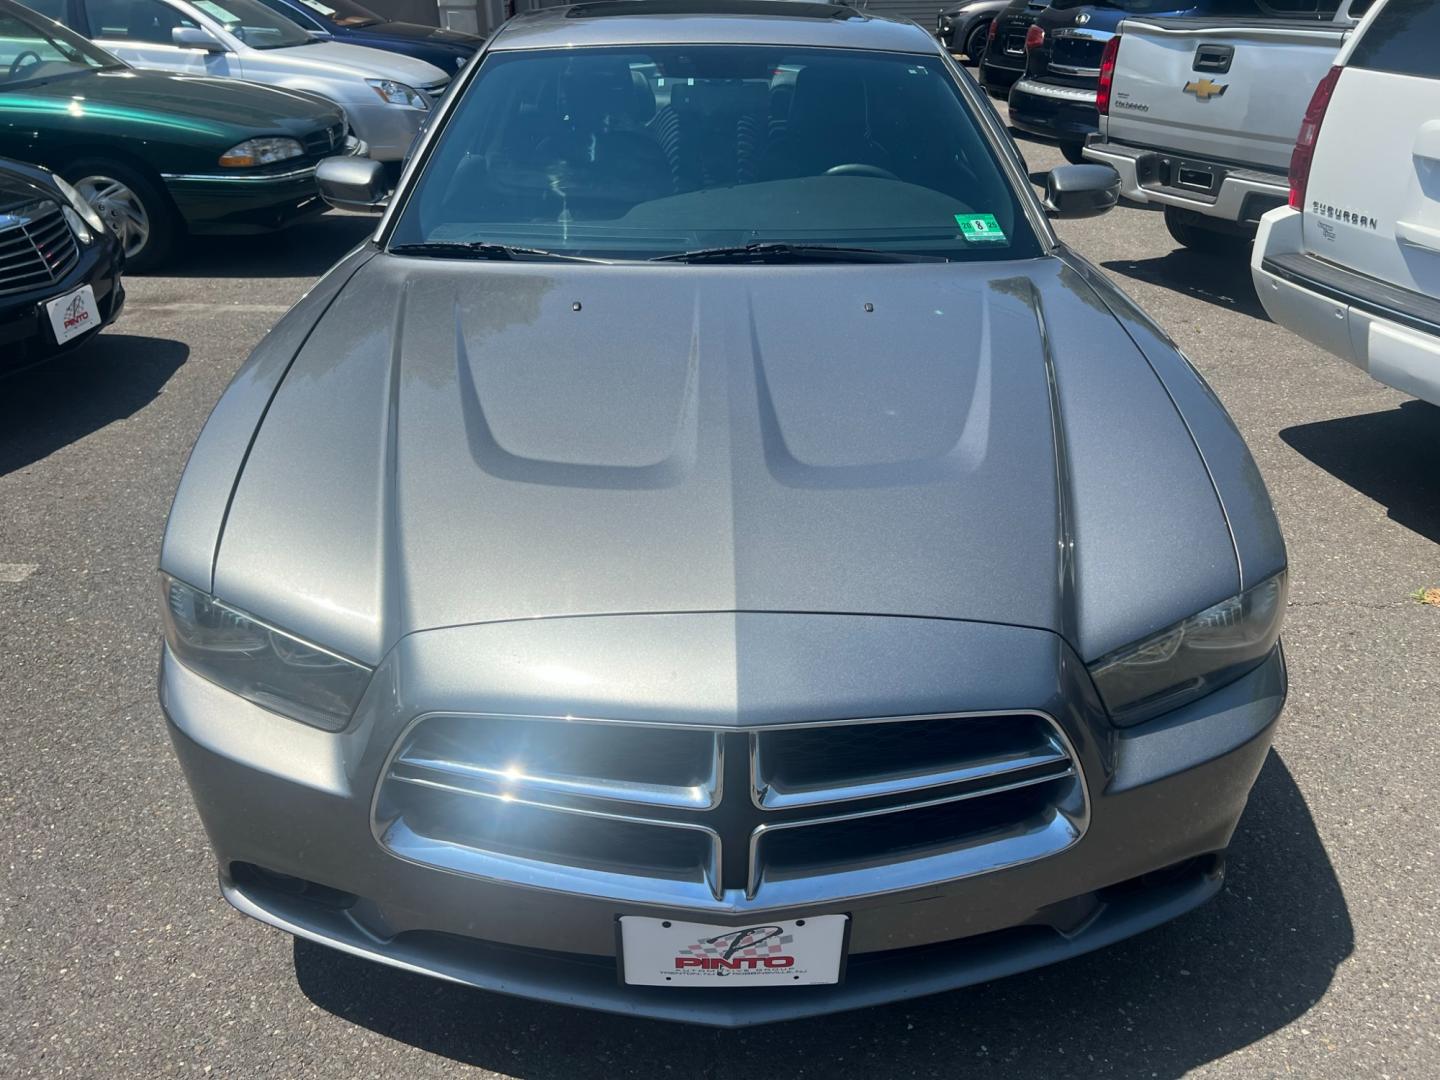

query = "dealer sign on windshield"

[{"left": 619, "top": 915, "right": 848, "bottom": 987}]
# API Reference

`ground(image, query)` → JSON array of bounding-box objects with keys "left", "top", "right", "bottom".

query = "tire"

[
  {"left": 1163, "top": 206, "right": 1252, "bottom": 257},
  {"left": 1060, "top": 141, "right": 1088, "bottom": 165},
  {"left": 63, "top": 158, "right": 179, "bottom": 272},
  {"left": 965, "top": 21, "right": 992, "bottom": 61}
]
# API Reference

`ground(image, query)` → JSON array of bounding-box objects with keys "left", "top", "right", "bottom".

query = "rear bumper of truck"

[
  {"left": 1253, "top": 207, "right": 1440, "bottom": 407},
  {"left": 1084, "top": 138, "right": 1288, "bottom": 226}
]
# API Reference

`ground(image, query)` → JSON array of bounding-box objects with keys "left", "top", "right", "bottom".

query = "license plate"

[
  {"left": 619, "top": 915, "right": 848, "bottom": 987},
  {"left": 44, "top": 284, "right": 100, "bottom": 344}
]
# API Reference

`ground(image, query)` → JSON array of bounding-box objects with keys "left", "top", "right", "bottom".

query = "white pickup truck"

[{"left": 1083, "top": 1, "right": 1369, "bottom": 253}]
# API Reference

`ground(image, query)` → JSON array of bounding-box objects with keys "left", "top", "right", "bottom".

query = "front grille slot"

[
  {"left": 0, "top": 202, "right": 79, "bottom": 296},
  {"left": 752, "top": 713, "right": 1073, "bottom": 810},
  {"left": 392, "top": 714, "right": 721, "bottom": 809},
  {"left": 755, "top": 778, "right": 1071, "bottom": 887},
  {"left": 374, "top": 711, "right": 1086, "bottom": 910},
  {"left": 391, "top": 779, "right": 717, "bottom": 885}
]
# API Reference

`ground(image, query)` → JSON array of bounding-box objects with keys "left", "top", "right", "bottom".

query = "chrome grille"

[
  {"left": 303, "top": 121, "right": 346, "bottom": 157},
  {"left": 0, "top": 202, "right": 79, "bottom": 297},
  {"left": 374, "top": 711, "right": 1087, "bottom": 910}
]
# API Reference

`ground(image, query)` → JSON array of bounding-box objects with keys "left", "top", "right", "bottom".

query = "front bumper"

[
  {"left": 1253, "top": 206, "right": 1440, "bottom": 406},
  {"left": 1007, "top": 79, "right": 1098, "bottom": 144},
  {"left": 1084, "top": 138, "right": 1288, "bottom": 226},
  {"left": 0, "top": 239, "right": 125, "bottom": 375},
  {"left": 161, "top": 612, "right": 1286, "bottom": 1025},
  {"left": 345, "top": 99, "right": 430, "bottom": 162},
  {"left": 161, "top": 138, "right": 367, "bottom": 236}
]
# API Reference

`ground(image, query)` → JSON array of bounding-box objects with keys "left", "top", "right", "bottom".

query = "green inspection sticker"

[{"left": 956, "top": 213, "right": 1007, "bottom": 244}]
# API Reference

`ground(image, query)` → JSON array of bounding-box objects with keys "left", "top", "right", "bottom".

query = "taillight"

[
  {"left": 1096, "top": 35, "right": 1121, "bottom": 116},
  {"left": 1025, "top": 25, "right": 1045, "bottom": 50},
  {"left": 1290, "top": 65, "right": 1342, "bottom": 211},
  {"left": 988, "top": 20, "right": 999, "bottom": 42}
]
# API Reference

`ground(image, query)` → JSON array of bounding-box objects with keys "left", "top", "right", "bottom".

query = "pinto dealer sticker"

[{"left": 619, "top": 915, "right": 848, "bottom": 987}]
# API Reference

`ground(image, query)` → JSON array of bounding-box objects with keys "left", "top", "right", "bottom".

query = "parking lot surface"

[{"left": 2, "top": 125, "right": 1437, "bottom": 1078}]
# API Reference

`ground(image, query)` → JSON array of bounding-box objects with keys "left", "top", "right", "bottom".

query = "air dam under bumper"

[{"left": 161, "top": 613, "right": 1286, "bottom": 1026}]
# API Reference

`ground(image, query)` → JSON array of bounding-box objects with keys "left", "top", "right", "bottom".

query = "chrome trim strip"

[
  {"left": 751, "top": 740, "right": 1073, "bottom": 811},
  {"left": 1012, "top": 78, "right": 1098, "bottom": 104},
  {"left": 745, "top": 767, "right": 1076, "bottom": 899},
  {"left": 1048, "top": 64, "right": 1101, "bottom": 77},
  {"left": 394, "top": 726, "right": 724, "bottom": 810},
  {"left": 159, "top": 166, "right": 319, "bottom": 184}
]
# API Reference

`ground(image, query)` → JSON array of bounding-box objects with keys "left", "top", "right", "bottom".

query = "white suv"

[{"left": 1252, "top": 0, "right": 1440, "bottom": 406}]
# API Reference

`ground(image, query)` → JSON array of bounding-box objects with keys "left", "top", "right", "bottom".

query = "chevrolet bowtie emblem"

[{"left": 1183, "top": 78, "right": 1228, "bottom": 101}]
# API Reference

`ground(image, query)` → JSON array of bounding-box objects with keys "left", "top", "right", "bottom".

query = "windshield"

[
  {"left": 192, "top": 0, "right": 313, "bottom": 48},
  {"left": 0, "top": 8, "right": 122, "bottom": 88},
  {"left": 389, "top": 45, "right": 1042, "bottom": 262},
  {"left": 292, "top": 0, "right": 382, "bottom": 27}
]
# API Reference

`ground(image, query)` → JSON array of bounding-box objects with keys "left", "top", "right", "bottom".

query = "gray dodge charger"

[{"left": 158, "top": 0, "right": 1288, "bottom": 1026}]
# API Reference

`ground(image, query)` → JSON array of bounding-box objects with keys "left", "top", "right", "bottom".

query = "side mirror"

[
  {"left": 171, "top": 26, "right": 224, "bottom": 52},
  {"left": 316, "top": 156, "right": 390, "bottom": 213},
  {"left": 1044, "top": 163, "right": 1121, "bottom": 219}
]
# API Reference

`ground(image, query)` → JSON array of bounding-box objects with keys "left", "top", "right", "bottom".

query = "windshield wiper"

[
  {"left": 388, "top": 241, "right": 609, "bottom": 264},
  {"left": 651, "top": 242, "right": 948, "bottom": 264}
]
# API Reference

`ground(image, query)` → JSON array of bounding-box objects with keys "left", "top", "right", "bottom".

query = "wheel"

[
  {"left": 1163, "top": 206, "right": 1252, "bottom": 257},
  {"left": 63, "top": 159, "right": 179, "bottom": 272},
  {"left": 1060, "top": 141, "right": 1088, "bottom": 165},
  {"left": 964, "top": 21, "right": 992, "bottom": 60}
]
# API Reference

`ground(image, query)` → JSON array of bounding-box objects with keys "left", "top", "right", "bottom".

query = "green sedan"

[{"left": 0, "top": 0, "right": 358, "bottom": 269}]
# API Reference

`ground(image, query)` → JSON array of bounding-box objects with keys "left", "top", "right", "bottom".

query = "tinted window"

[
  {"left": 391, "top": 45, "right": 1041, "bottom": 262},
  {"left": 1349, "top": 0, "right": 1440, "bottom": 76},
  {"left": 84, "top": 0, "right": 199, "bottom": 42}
]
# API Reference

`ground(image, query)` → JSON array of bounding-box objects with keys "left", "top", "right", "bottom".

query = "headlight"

[
  {"left": 367, "top": 78, "right": 428, "bottom": 109},
  {"left": 160, "top": 575, "right": 373, "bottom": 731},
  {"left": 219, "top": 137, "right": 305, "bottom": 168},
  {"left": 52, "top": 174, "right": 105, "bottom": 239},
  {"left": 1088, "top": 572, "right": 1287, "bottom": 727}
]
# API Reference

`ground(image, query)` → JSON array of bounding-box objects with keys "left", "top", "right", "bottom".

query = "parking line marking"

[{"left": 0, "top": 563, "right": 38, "bottom": 583}]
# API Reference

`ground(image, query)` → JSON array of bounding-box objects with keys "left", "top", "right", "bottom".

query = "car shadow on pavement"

[
  {"left": 159, "top": 213, "right": 375, "bottom": 280},
  {"left": 0, "top": 334, "right": 187, "bottom": 479},
  {"left": 1101, "top": 251, "right": 1268, "bottom": 321},
  {"left": 293, "top": 751, "right": 1350, "bottom": 1079},
  {"left": 1281, "top": 399, "right": 1440, "bottom": 544}
]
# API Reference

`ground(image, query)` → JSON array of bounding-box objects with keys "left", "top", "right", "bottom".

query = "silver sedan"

[{"left": 158, "top": 0, "right": 1288, "bottom": 1026}]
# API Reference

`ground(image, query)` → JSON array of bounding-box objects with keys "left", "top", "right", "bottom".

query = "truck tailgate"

[{"left": 1105, "top": 19, "right": 1349, "bottom": 171}]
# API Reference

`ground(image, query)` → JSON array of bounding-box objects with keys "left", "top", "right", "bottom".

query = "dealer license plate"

[
  {"left": 44, "top": 284, "right": 100, "bottom": 344},
  {"left": 619, "top": 915, "right": 848, "bottom": 987}
]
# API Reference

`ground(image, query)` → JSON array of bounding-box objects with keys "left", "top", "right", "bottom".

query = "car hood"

[
  {"left": 258, "top": 39, "right": 448, "bottom": 86},
  {"left": 210, "top": 253, "right": 1242, "bottom": 665},
  {"left": 7, "top": 69, "right": 342, "bottom": 136}
]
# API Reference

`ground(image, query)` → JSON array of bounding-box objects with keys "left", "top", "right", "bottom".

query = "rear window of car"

[
  {"left": 389, "top": 44, "right": 1042, "bottom": 263},
  {"left": 1348, "top": 0, "right": 1440, "bottom": 77}
]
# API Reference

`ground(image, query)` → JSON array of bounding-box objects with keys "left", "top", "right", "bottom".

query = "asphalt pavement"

[{"left": 1, "top": 119, "right": 1437, "bottom": 1078}]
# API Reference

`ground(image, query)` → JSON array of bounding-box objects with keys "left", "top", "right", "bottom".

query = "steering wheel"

[
  {"left": 824, "top": 163, "right": 900, "bottom": 181},
  {"left": 8, "top": 50, "right": 42, "bottom": 79}
]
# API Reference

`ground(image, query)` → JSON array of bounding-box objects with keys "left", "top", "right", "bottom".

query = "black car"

[
  {"left": 978, "top": 0, "right": 1051, "bottom": 95},
  {"left": 256, "top": 0, "right": 481, "bottom": 73},
  {"left": 935, "top": 0, "right": 1010, "bottom": 59},
  {"left": 0, "top": 157, "right": 123, "bottom": 375}
]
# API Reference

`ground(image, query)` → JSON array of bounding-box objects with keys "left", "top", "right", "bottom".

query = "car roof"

[{"left": 489, "top": 1, "right": 943, "bottom": 54}]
